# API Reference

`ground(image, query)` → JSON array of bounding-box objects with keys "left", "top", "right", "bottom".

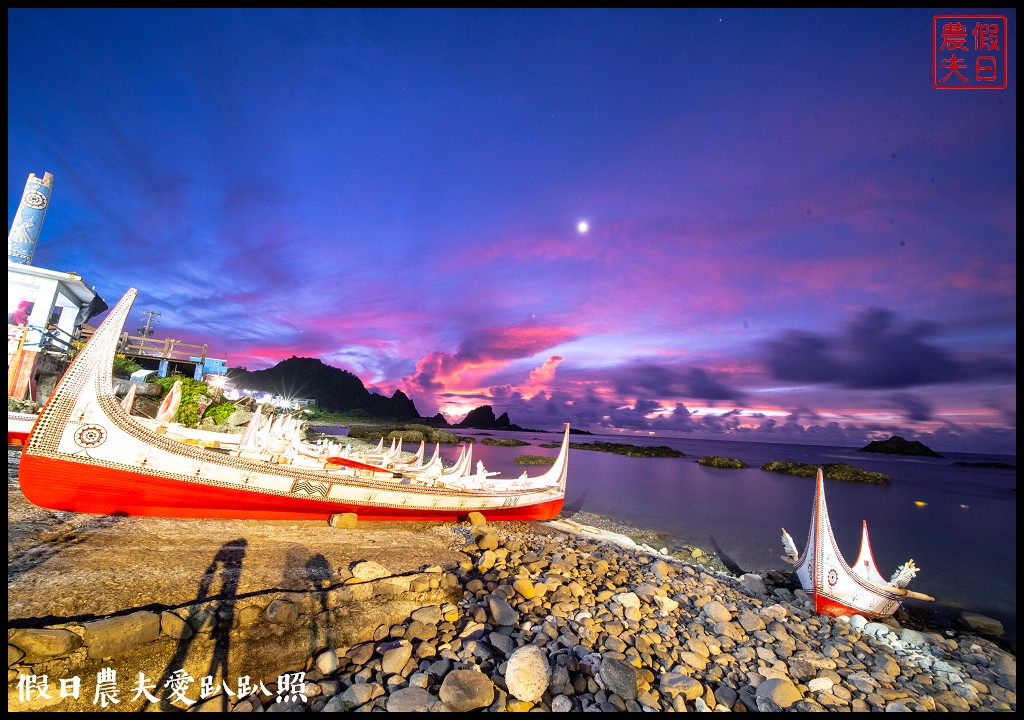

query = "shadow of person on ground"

[
  {"left": 149, "top": 538, "right": 247, "bottom": 711},
  {"left": 708, "top": 535, "right": 746, "bottom": 576},
  {"left": 282, "top": 545, "right": 335, "bottom": 660},
  {"left": 304, "top": 553, "right": 334, "bottom": 659}
]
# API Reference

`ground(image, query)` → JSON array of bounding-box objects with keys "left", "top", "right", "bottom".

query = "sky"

[{"left": 7, "top": 9, "right": 1017, "bottom": 454}]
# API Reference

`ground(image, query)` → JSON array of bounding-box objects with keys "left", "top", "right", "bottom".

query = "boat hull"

[
  {"left": 813, "top": 594, "right": 884, "bottom": 620},
  {"left": 19, "top": 453, "right": 565, "bottom": 521}
]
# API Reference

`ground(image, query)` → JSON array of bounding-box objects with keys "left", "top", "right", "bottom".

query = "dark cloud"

[
  {"left": 889, "top": 393, "right": 933, "bottom": 423},
  {"left": 841, "top": 309, "right": 960, "bottom": 387},
  {"left": 610, "top": 364, "right": 744, "bottom": 403},
  {"left": 761, "top": 331, "right": 841, "bottom": 382},
  {"left": 762, "top": 307, "right": 1014, "bottom": 389},
  {"left": 612, "top": 364, "right": 675, "bottom": 396},
  {"left": 684, "top": 368, "right": 741, "bottom": 402},
  {"left": 648, "top": 403, "right": 700, "bottom": 433}
]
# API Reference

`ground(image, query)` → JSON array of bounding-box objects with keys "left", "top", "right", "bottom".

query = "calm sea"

[{"left": 317, "top": 427, "right": 1016, "bottom": 645}]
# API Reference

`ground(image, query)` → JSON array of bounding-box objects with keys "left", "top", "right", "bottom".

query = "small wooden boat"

[
  {"left": 781, "top": 467, "right": 933, "bottom": 618},
  {"left": 8, "top": 411, "right": 38, "bottom": 445},
  {"left": 17, "top": 288, "right": 571, "bottom": 521}
]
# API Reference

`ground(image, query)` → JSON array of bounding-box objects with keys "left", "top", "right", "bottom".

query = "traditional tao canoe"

[
  {"left": 17, "top": 288, "right": 571, "bottom": 521},
  {"left": 781, "top": 467, "right": 933, "bottom": 618}
]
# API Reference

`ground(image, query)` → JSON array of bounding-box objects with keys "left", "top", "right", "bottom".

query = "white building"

[{"left": 8, "top": 171, "right": 106, "bottom": 401}]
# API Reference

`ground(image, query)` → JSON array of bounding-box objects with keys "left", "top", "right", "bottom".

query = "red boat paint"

[{"left": 19, "top": 453, "right": 564, "bottom": 522}]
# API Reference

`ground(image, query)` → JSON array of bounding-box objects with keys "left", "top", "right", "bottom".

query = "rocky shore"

[
  {"left": 7, "top": 447, "right": 1016, "bottom": 712},
  {"left": 228, "top": 520, "right": 1016, "bottom": 713}
]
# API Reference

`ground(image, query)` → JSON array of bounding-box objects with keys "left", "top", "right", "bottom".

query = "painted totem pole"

[{"left": 8, "top": 171, "right": 54, "bottom": 266}]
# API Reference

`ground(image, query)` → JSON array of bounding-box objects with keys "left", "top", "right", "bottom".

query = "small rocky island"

[
  {"left": 538, "top": 441, "right": 685, "bottom": 458},
  {"left": 760, "top": 461, "right": 889, "bottom": 485},
  {"left": 481, "top": 438, "right": 530, "bottom": 447},
  {"left": 697, "top": 456, "right": 748, "bottom": 469},
  {"left": 512, "top": 455, "right": 555, "bottom": 466},
  {"left": 859, "top": 436, "right": 943, "bottom": 458}
]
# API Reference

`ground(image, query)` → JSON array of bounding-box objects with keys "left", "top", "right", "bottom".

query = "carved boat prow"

[{"left": 782, "top": 467, "right": 932, "bottom": 619}]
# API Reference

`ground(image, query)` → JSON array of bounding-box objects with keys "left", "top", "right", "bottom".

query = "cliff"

[{"left": 454, "top": 405, "right": 527, "bottom": 431}]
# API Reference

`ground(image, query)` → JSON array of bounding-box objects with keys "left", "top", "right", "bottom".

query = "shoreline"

[
  {"left": 8, "top": 444, "right": 1016, "bottom": 712},
  {"left": 548, "top": 510, "right": 1012, "bottom": 654},
  {"left": 8, "top": 485, "right": 1015, "bottom": 711},
  {"left": 330, "top": 428, "right": 1016, "bottom": 648}
]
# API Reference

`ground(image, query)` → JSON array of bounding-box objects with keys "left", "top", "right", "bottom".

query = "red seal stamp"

[{"left": 934, "top": 15, "right": 1008, "bottom": 90}]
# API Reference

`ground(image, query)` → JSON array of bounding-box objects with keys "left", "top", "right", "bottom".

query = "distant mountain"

[
  {"left": 227, "top": 360, "right": 557, "bottom": 431},
  {"left": 228, "top": 357, "right": 419, "bottom": 419}
]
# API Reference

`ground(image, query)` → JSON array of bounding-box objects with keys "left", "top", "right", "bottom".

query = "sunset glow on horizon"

[{"left": 8, "top": 9, "right": 1016, "bottom": 454}]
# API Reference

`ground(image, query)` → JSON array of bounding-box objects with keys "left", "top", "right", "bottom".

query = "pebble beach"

[{"left": 223, "top": 517, "right": 1016, "bottom": 713}]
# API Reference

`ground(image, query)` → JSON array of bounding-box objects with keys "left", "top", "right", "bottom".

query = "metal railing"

[{"left": 8, "top": 323, "right": 75, "bottom": 358}]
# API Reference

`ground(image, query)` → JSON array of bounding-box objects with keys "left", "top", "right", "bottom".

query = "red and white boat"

[
  {"left": 781, "top": 468, "right": 933, "bottom": 619},
  {"left": 17, "top": 288, "right": 571, "bottom": 521},
  {"left": 8, "top": 411, "right": 39, "bottom": 445}
]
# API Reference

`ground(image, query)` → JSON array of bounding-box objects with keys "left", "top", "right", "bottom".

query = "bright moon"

[{"left": 577, "top": 221, "right": 589, "bottom": 234}]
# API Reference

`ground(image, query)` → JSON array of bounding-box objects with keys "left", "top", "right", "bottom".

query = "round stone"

[{"left": 505, "top": 644, "right": 551, "bottom": 702}]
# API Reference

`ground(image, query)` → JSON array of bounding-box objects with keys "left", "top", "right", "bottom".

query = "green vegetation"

[
  {"left": 8, "top": 397, "right": 38, "bottom": 413},
  {"left": 153, "top": 377, "right": 204, "bottom": 427},
  {"left": 482, "top": 438, "right": 530, "bottom": 447},
  {"left": 347, "top": 423, "right": 462, "bottom": 445},
  {"left": 152, "top": 376, "right": 240, "bottom": 429},
  {"left": 697, "top": 456, "right": 748, "bottom": 469},
  {"left": 203, "top": 401, "right": 237, "bottom": 426},
  {"left": 760, "top": 460, "right": 889, "bottom": 485},
  {"left": 513, "top": 455, "right": 555, "bottom": 465},
  {"left": 112, "top": 354, "right": 142, "bottom": 378},
  {"left": 539, "top": 441, "right": 685, "bottom": 458}
]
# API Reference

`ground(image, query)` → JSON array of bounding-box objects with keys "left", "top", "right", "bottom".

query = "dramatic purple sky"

[{"left": 8, "top": 9, "right": 1016, "bottom": 453}]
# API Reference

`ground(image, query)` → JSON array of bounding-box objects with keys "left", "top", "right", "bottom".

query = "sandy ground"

[{"left": 8, "top": 446, "right": 479, "bottom": 623}]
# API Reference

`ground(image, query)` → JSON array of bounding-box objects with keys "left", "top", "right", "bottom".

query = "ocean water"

[{"left": 317, "top": 427, "right": 1017, "bottom": 645}]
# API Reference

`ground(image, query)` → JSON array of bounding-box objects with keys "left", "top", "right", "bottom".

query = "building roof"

[{"left": 8, "top": 261, "right": 108, "bottom": 320}]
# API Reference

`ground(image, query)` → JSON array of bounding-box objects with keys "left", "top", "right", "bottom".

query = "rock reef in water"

[
  {"left": 697, "top": 456, "right": 748, "bottom": 469},
  {"left": 481, "top": 438, "right": 530, "bottom": 447},
  {"left": 859, "top": 436, "right": 943, "bottom": 457},
  {"left": 538, "top": 441, "right": 685, "bottom": 458},
  {"left": 953, "top": 461, "right": 1015, "bottom": 470},
  {"left": 761, "top": 461, "right": 889, "bottom": 485},
  {"left": 512, "top": 454, "right": 555, "bottom": 466}
]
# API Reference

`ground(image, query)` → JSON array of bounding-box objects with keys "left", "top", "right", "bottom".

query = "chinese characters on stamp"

[{"left": 934, "top": 15, "right": 1008, "bottom": 89}]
